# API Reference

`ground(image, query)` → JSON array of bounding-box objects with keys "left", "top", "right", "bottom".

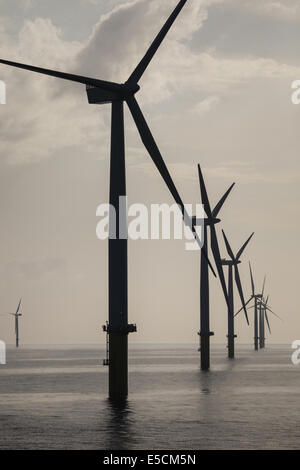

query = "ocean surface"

[{"left": 0, "top": 344, "right": 299, "bottom": 450}]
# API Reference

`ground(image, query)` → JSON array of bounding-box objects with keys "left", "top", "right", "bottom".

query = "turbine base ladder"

[{"left": 102, "top": 322, "right": 137, "bottom": 366}]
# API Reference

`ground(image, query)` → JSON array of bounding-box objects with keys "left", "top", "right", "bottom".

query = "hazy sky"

[{"left": 0, "top": 0, "right": 299, "bottom": 345}]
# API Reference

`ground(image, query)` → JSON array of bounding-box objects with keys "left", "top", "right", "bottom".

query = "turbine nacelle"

[
  {"left": 248, "top": 294, "right": 263, "bottom": 300},
  {"left": 86, "top": 82, "right": 140, "bottom": 105},
  {"left": 191, "top": 216, "right": 221, "bottom": 226},
  {"left": 221, "top": 258, "right": 241, "bottom": 266}
]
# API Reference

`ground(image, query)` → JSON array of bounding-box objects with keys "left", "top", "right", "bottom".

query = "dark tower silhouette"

[
  {"left": 250, "top": 267, "right": 263, "bottom": 350},
  {"left": 240, "top": 264, "right": 263, "bottom": 350},
  {"left": 196, "top": 165, "right": 234, "bottom": 370},
  {"left": 260, "top": 295, "right": 271, "bottom": 348},
  {"left": 0, "top": 1, "right": 217, "bottom": 399},
  {"left": 259, "top": 299, "right": 265, "bottom": 349},
  {"left": 262, "top": 296, "right": 270, "bottom": 347},
  {"left": 221, "top": 231, "right": 253, "bottom": 358}
]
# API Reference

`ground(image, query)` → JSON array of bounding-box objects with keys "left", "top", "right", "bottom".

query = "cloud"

[
  {"left": 133, "top": 160, "right": 300, "bottom": 185},
  {"left": 227, "top": 0, "right": 300, "bottom": 22},
  {"left": 204, "top": 163, "right": 300, "bottom": 184},
  {"left": 4, "top": 257, "right": 67, "bottom": 281},
  {"left": 0, "top": 17, "right": 109, "bottom": 164},
  {"left": 1, "top": 0, "right": 300, "bottom": 165},
  {"left": 193, "top": 95, "right": 220, "bottom": 116},
  {"left": 76, "top": 0, "right": 300, "bottom": 107},
  {"left": 75, "top": 0, "right": 211, "bottom": 79}
]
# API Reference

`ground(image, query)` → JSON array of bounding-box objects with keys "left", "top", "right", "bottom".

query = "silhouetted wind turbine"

[
  {"left": 0, "top": 0, "right": 216, "bottom": 399},
  {"left": 247, "top": 293, "right": 281, "bottom": 348},
  {"left": 235, "top": 264, "right": 268, "bottom": 350},
  {"left": 221, "top": 231, "right": 253, "bottom": 358},
  {"left": 195, "top": 165, "right": 234, "bottom": 370},
  {"left": 9, "top": 299, "right": 22, "bottom": 348}
]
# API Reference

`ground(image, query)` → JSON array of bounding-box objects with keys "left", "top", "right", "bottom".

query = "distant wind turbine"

[
  {"left": 235, "top": 265, "right": 281, "bottom": 350},
  {"left": 235, "top": 264, "right": 263, "bottom": 350},
  {"left": 2, "top": 299, "right": 23, "bottom": 348},
  {"left": 0, "top": 0, "right": 216, "bottom": 399},
  {"left": 221, "top": 231, "right": 254, "bottom": 358},
  {"left": 247, "top": 293, "right": 281, "bottom": 349}
]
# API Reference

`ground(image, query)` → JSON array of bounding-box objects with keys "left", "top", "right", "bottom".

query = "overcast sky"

[{"left": 0, "top": 0, "right": 299, "bottom": 346}]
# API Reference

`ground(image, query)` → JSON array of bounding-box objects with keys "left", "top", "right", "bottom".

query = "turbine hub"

[
  {"left": 205, "top": 217, "right": 221, "bottom": 226},
  {"left": 221, "top": 259, "right": 240, "bottom": 266},
  {"left": 123, "top": 81, "right": 140, "bottom": 94}
]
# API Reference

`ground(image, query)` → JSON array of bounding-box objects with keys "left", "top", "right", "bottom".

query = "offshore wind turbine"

[
  {"left": 235, "top": 264, "right": 267, "bottom": 350},
  {"left": 7, "top": 299, "right": 22, "bottom": 348},
  {"left": 0, "top": 0, "right": 216, "bottom": 399},
  {"left": 248, "top": 294, "right": 281, "bottom": 348},
  {"left": 195, "top": 165, "right": 234, "bottom": 371},
  {"left": 221, "top": 231, "right": 254, "bottom": 358},
  {"left": 0, "top": 299, "right": 22, "bottom": 347}
]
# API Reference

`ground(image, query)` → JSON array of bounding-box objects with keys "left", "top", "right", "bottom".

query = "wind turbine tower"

[{"left": 221, "top": 231, "right": 253, "bottom": 358}]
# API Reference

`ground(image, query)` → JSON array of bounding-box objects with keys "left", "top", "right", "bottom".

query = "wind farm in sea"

[{"left": 0, "top": 0, "right": 298, "bottom": 452}]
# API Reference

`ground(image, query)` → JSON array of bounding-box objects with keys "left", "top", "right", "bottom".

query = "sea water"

[{"left": 0, "top": 344, "right": 298, "bottom": 450}]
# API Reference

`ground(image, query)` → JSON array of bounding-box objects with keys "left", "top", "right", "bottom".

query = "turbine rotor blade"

[
  {"left": 194, "top": 230, "right": 215, "bottom": 275},
  {"left": 222, "top": 230, "right": 235, "bottom": 260},
  {"left": 198, "top": 164, "right": 212, "bottom": 217},
  {"left": 16, "top": 298, "right": 22, "bottom": 314},
  {"left": 234, "top": 297, "right": 252, "bottom": 317},
  {"left": 265, "top": 311, "right": 271, "bottom": 334},
  {"left": 0, "top": 59, "right": 124, "bottom": 93},
  {"left": 236, "top": 232, "right": 254, "bottom": 260},
  {"left": 234, "top": 265, "right": 249, "bottom": 325},
  {"left": 126, "top": 96, "right": 216, "bottom": 276},
  {"left": 128, "top": 0, "right": 187, "bottom": 84},
  {"left": 265, "top": 306, "right": 282, "bottom": 321},
  {"left": 249, "top": 262, "right": 255, "bottom": 296},
  {"left": 262, "top": 275, "right": 266, "bottom": 297},
  {"left": 212, "top": 183, "right": 235, "bottom": 218},
  {"left": 210, "top": 224, "right": 231, "bottom": 309}
]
